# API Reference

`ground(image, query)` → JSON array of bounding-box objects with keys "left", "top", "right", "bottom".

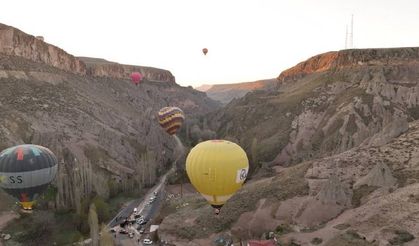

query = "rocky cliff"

[
  {"left": 210, "top": 47, "right": 419, "bottom": 170},
  {"left": 0, "top": 23, "right": 176, "bottom": 83},
  {"left": 278, "top": 47, "right": 419, "bottom": 82},
  {"left": 0, "top": 23, "right": 86, "bottom": 74},
  {"left": 79, "top": 57, "right": 176, "bottom": 83},
  {"left": 0, "top": 23, "right": 219, "bottom": 213},
  {"left": 0, "top": 53, "right": 218, "bottom": 211}
]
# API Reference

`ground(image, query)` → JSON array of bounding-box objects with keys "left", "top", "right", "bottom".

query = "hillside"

[
  {"left": 196, "top": 79, "right": 277, "bottom": 104},
  {"left": 156, "top": 47, "right": 419, "bottom": 245},
  {"left": 209, "top": 48, "right": 419, "bottom": 171},
  {"left": 0, "top": 23, "right": 219, "bottom": 245},
  {"left": 159, "top": 119, "right": 419, "bottom": 245}
]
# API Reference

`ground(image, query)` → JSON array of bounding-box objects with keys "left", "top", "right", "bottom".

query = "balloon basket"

[{"left": 20, "top": 208, "right": 33, "bottom": 214}]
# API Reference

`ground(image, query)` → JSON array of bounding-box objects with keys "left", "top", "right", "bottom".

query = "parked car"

[
  {"left": 119, "top": 229, "right": 128, "bottom": 234},
  {"left": 128, "top": 232, "right": 134, "bottom": 238},
  {"left": 143, "top": 238, "right": 153, "bottom": 245},
  {"left": 139, "top": 219, "right": 148, "bottom": 225},
  {"left": 153, "top": 191, "right": 158, "bottom": 195}
]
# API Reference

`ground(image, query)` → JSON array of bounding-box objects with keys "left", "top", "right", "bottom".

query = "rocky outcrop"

[
  {"left": 0, "top": 23, "right": 176, "bottom": 83},
  {"left": 278, "top": 47, "right": 419, "bottom": 82},
  {"left": 295, "top": 175, "right": 352, "bottom": 227},
  {"left": 354, "top": 162, "right": 397, "bottom": 189},
  {"left": 160, "top": 120, "right": 419, "bottom": 245},
  {"left": 316, "top": 175, "right": 352, "bottom": 206},
  {"left": 211, "top": 47, "right": 419, "bottom": 169},
  {"left": 79, "top": 57, "right": 176, "bottom": 83},
  {"left": 0, "top": 23, "right": 86, "bottom": 74},
  {"left": 0, "top": 52, "right": 219, "bottom": 210},
  {"left": 362, "top": 117, "right": 409, "bottom": 147}
]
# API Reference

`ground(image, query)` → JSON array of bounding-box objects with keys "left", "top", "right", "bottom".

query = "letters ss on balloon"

[{"left": 8, "top": 175, "right": 23, "bottom": 184}]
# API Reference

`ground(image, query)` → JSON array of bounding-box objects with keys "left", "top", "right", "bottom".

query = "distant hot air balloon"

[
  {"left": 0, "top": 144, "right": 58, "bottom": 210},
  {"left": 130, "top": 72, "right": 143, "bottom": 86},
  {"left": 186, "top": 140, "right": 249, "bottom": 215},
  {"left": 202, "top": 48, "right": 208, "bottom": 55},
  {"left": 158, "top": 107, "right": 185, "bottom": 135}
]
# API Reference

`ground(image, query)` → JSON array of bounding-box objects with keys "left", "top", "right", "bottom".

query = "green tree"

[
  {"left": 99, "top": 224, "right": 115, "bottom": 246},
  {"left": 88, "top": 203, "right": 99, "bottom": 246}
]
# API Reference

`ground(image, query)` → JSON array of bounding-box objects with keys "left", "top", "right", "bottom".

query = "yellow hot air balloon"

[{"left": 186, "top": 140, "right": 249, "bottom": 214}]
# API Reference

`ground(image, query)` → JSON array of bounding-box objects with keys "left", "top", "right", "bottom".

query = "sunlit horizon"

[{"left": 1, "top": 0, "right": 419, "bottom": 87}]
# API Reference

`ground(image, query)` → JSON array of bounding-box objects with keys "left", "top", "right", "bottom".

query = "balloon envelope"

[
  {"left": 158, "top": 107, "right": 185, "bottom": 135},
  {"left": 130, "top": 72, "right": 143, "bottom": 85},
  {"left": 0, "top": 144, "right": 58, "bottom": 210},
  {"left": 186, "top": 140, "right": 249, "bottom": 209},
  {"left": 202, "top": 48, "right": 208, "bottom": 55}
]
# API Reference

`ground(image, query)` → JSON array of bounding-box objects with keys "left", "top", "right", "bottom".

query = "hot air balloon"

[
  {"left": 0, "top": 144, "right": 58, "bottom": 210},
  {"left": 202, "top": 48, "right": 208, "bottom": 55},
  {"left": 158, "top": 107, "right": 185, "bottom": 135},
  {"left": 130, "top": 72, "right": 143, "bottom": 86},
  {"left": 186, "top": 140, "right": 249, "bottom": 214}
]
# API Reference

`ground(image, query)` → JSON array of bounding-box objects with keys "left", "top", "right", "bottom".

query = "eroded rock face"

[
  {"left": 278, "top": 48, "right": 419, "bottom": 82},
  {"left": 0, "top": 53, "right": 218, "bottom": 210},
  {"left": 79, "top": 57, "right": 176, "bottom": 83},
  {"left": 0, "top": 23, "right": 176, "bottom": 84},
  {"left": 354, "top": 162, "right": 397, "bottom": 189},
  {"left": 159, "top": 120, "right": 419, "bottom": 245},
  {"left": 294, "top": 175, "right": 352, "bottom": 227},
  {"left": 211, "top": 47, "right": 419, "bottom": 169},
  {"left": 0, "top": 23, "right": 86, "bottom": 74}
]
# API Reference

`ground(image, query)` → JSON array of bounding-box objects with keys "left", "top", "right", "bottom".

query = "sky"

[{"left": 1, "top": 0, "right": 419, "bottom": 87}]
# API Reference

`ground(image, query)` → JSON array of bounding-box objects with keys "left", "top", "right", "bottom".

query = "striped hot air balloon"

[
  {"left": 186, "top": 140, "right": 249, "bottom": 214},
  {"left": 0, "top": 144, "right": 58, "bottom": 210},
  {"left": 158, "top": 107, "right": 185, "bottom": 135}
]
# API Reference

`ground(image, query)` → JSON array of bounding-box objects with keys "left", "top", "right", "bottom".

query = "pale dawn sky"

[{"left": 1, "top": 0, "right": 419, "bottom": 87}]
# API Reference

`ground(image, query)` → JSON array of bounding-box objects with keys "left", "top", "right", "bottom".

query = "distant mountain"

[
  {"left": 195, "top": 84, "right": 213, "bottom": 92},
  {"left": 196, "top": 79, "right": 278, "bottom": 104}
]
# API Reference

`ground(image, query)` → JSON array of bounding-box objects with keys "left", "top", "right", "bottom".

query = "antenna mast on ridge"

[
  {"left": 345, "top": 25, "right": 348, "bottom": 49},
  {"left": 349, "top": 14, "right": 354, "bottom": 48},
  {"left": 345, "top": 14, "right": 354, "bottom": 49}
]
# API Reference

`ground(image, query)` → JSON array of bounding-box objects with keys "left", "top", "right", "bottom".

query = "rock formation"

[
  {"left": 0, "top": 23, "right": 176, "bottom": 83},
  {"left": 210, "top": 47, "right": 419, "bottom": 169},
  {"left": 79, "top": 57, "right": 176, "bottom": 83},
  {"left": 0, "top": 23, "right": 219, "bottom": 211},
  {"left": 0, "top": 23, "right": 86, "bottom": 74},
  {"left": 294, "top": 174, "right": 352, "bottom": 227},
  {"left": 354, "top": 162, "right": 397, "bottom": 189}
]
